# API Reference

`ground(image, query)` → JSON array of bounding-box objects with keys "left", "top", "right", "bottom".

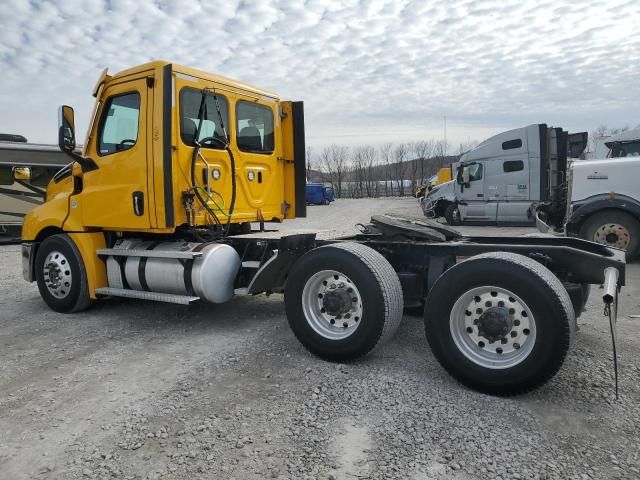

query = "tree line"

[{"left": 307, "top": 140, "right": 477, "bottom": 198}]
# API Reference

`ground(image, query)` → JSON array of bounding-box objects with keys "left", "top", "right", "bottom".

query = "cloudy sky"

[{"left": 0, "top": 0, "right": 638, "bottom": 152}]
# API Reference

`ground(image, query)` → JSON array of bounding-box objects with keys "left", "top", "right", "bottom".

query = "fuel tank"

[{"left": 106, "top": 240, "right": 241, "bottom": 303}]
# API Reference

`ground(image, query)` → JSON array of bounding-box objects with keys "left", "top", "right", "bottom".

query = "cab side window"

[
  {"left": 98, "top": 92, "right": 141, "bottom": 156},
  {"left": 469, "top": 163, "right": 483, "bottom": 181},
  {"left": 503, "top": 160, "right": 524, "bottom": 173},
  {"left": 179, "top": 88, "right": 229, "bottom": 149},
  {"left": 236, "top": 101, "right": 274, "bottom": 154}
]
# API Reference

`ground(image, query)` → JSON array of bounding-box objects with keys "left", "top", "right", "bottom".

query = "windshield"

[{"left": 610, "top": 141, "right": 640, "bottom": 157}]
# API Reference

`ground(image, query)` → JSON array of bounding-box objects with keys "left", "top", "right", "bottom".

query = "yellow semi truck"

[{"left": 20, "top": 61, "right": 625, "bottom": 395}]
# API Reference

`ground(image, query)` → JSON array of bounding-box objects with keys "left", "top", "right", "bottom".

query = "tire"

[
  {"left": 285, "top": 242, "right": 403, "bottom": 361},
  {"left": 35, "top": 234, "right": 93, "bottom": 313},
  {"left": 579, "top": 210, "right": 640, "bottom": 260},
  {"left": 424, "top": 252, "right": 575, "bottom": 396},
  {"left": 445, "top": 203, "right": 462, "bottom": 226}
]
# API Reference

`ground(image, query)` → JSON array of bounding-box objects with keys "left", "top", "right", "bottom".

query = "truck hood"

[
  {"left": 571, "top": 157, "right": 640, "bottom": 203},
  {"left": 426, "top": 180, "right": 455, "bottom": 201}
]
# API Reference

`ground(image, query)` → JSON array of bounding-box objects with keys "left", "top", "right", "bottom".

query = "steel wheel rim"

[
  {"left": 593, "top": 223, "right": 630, "bottom": 249},
  {"left": 301, "top": 270, "right": 363, "bottom": 340},
  {"left": 43, "top": 250, "right": 72, "bottom": 299},
  {"left": 450, "top": 286, "right": 536, "bottom": 369}
]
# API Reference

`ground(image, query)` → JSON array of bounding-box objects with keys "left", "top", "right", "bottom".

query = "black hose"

[{"left": 224, "top": 145, "right": 236, "bottom": 235}]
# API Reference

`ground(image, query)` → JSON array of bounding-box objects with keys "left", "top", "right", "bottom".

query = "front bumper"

[{"left": 22, "top": 242, "right": 36, "bottom": 282}]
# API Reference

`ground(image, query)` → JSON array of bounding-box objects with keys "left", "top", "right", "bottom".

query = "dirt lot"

[{"left": 1, "top": 198, "right": 639, "bottom": 480}]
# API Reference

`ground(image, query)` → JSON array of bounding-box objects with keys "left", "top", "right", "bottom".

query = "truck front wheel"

[
  {"left": 35, "top": 234, "right": 93, "bottom": 313},
  {"left": 285, "top": 242, "right": 403, "bottom": 361},
  {"left": 424, "top": 252, "right": 575, "bottom": 395},
  {"left": 579, "top": 210, "right": 640, "bottom": 260},
  {"left": 445, "top": 203, "right": 461, "bottom": 226}
]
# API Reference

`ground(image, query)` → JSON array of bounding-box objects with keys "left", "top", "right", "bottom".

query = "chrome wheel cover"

[
  {"left": 301, "top": 270, "right": 363, "bottom": 340},
  {"left": 43, "top": 250, "right": 72, "bottom": 299},
  {"left": 450, "top": 286, "right": 536, "bottom": 369}
]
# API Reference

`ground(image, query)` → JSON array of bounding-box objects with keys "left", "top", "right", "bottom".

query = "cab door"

[
  {"left": 495, "top": 158, "right": 531, "bottom": 222},
  {"left": 458, "top": 162, "right": 496, "bottom": 221},
  {"left": 81, "top": 78, "right": 150, "bottom": 230}
]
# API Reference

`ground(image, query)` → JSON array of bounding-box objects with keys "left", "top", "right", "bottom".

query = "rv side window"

[
  {"left": 469, "top": 163, "right": 482, "bottom": 181},
  {"left": 502, "top": 139, "right": 522, "bottom": 150},
  {"left": 503, "top": 160, "right": 524, "bottom": 173},
  {"left": 0, "top": 167, "right": 12, "bottom": 185}
]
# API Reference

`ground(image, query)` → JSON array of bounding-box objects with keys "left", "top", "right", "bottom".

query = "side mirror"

[
  {"left": 13, "top": 167, "right": 32, "bottom": 181},
  {"left": 58, "top": 105, "right": 76, "bottom": 153},
  {"left": 462, "top": 167, "right": 470, "bottom": 184}
]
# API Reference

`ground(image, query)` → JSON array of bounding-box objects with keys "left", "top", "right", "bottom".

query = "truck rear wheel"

[
  {"left": 35, "top": 234, "right": 92, "bottom": 313},
  {"left": 579, "top": 210, "right": 640, "bottom": 260},
  {"left": 445, "top": 203, "right": 461, "bottom": 226},
  {"left": 285, "top": 242, "right": 403, "bottom": 361},
  {"left": 424, "top": 252, "right": 574, "bottom": 395}
]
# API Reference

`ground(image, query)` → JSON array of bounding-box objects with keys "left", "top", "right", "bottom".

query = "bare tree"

[
  {"left": 319, "top": 144, "right": 349, "bottom": 198},
  {"left": 350, "top": 146, "right": 377, "bottom": 197},
  {"left": 362, "top": 146, "right": 378, "bottom": 197},
  {"left": 411, "top": 140, "right": 435, "bottom": 186},
  {"left": 392, "top": 143, "right": 408, "bottom": 196},
  {"left": 305, "top": 146, "right": 313, "bottom": 180},
  {"left": 379, "top": 143, "right": 393, "bottom": 196},
  {"left": 352, "top": 147, "right": 366, "bottom": 198}
]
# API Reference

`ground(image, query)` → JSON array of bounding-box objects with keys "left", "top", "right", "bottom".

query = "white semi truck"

[
  {"left": 536, "top": 127, "right": 640, "bottom": 259},
  {"left": 422, "top": 124, "right": 587, "bottom": 225}
]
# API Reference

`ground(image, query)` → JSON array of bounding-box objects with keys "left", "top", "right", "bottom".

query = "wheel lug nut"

[{"left": 513, "top": 343, "right": 520, "bottom": 349}]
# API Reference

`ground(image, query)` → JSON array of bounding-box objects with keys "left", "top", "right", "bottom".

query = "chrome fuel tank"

[{"left": 106, "top": 240, "right": 241, "bottom": 303}]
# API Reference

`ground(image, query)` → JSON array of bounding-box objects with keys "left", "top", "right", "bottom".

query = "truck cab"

[
  {"left": 424, "top": 124, "right": 587, "bottom": 225},
  {"left": 21, "top": 61, "right": 306, "bottom": 310}
]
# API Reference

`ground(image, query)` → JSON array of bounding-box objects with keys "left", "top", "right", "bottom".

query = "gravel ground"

[{"left": 1, "top": 197, "right": 639, "bottom": 480}]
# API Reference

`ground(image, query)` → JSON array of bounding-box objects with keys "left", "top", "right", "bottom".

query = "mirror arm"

[{"left": 62, "top": 150, "right": 99, "bottom": 173}]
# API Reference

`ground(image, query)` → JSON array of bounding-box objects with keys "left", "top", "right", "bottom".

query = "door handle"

[
  {"left": 132, "top": 191, "right": 144, "bottom": 216},
  {"left": 477, "top": 194, "right": 483, "bottom": 197}
]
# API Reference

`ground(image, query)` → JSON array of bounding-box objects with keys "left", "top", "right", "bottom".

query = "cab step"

[{"left": 95, "top": 287, "right": 200, "bottom": 305}]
